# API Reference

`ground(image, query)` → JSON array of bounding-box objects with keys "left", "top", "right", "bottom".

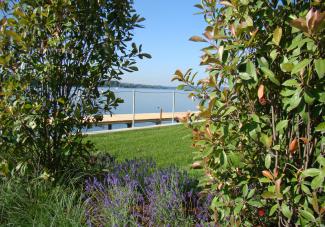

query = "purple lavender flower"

[{"left": 84, "top": 158, "right": 215, "bottom": 226}]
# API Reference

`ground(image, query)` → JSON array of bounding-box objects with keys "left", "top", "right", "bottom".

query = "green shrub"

[
  {"left": 175, "top": 0, "right": 325, "bottom": 226},
  {"left": 0, "top": 0, "right": 150, "bottom": 178}
]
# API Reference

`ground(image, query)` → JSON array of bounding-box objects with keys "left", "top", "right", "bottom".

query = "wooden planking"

[{"left": 99, "top": 112, "right": 197, "bottom": 124}]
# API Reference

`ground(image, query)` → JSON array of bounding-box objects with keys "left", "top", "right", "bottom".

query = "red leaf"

[
  {"left": 289, "top": 138, "right": 298, "bottom": 154},
  {"left": 262, "top": 170, "right": 274, "bottom": 180}
]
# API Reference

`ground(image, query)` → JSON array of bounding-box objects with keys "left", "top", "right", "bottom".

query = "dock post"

[
  {"left": 132, "top": 90, "right": 135, "bottom": 127},
  {"left": 108, "top": 124, "right": 112, "bottom": 130},
  {"left": 159, "top": 107, "right": 162, "bottom": 124},
  {"left": 172, "top": 90, "right": 175, "bottom": 124}
]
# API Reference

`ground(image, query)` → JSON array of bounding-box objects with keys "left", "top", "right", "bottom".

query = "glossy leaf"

[
  {"left": 302, "top": 168, "right": 321, "bottom": 177},
  {"left": 272, "top": 27, "right": 282, "bottom": 46},
  {"left": 265, "top": 154, "right": 271, "bottom": 169},
  {"left": 314, "top": 58, "right": 325, "bottom": 79},
  {"left": 315, "top": 122, "right": 325, "bottom": 132},
  {"left": 276, "top": 120, "right": 288, "bottom": 132},
  {"left": 281, "top": 203, "right": 292, "bottom": 219},
  {"left": 260, "top": 134, "right": 272, "bottom": 148},
  {"left": 291, "top": 59, "right": 311, "bottom": 75},
  {"left": 261, "top": 67, "right": 280, "bottom": 85},
  {"left": 299, "top": 209, "right": 316, "bottom": 222}
]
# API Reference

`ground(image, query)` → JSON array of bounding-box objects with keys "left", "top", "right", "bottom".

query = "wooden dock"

[{"left": 99, "top": 111, "right": 197, "bottom": 129}]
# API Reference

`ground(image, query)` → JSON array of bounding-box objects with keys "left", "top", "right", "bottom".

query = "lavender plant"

[{"left": 84, "top": 158, "right": 215, "bottom": 226}]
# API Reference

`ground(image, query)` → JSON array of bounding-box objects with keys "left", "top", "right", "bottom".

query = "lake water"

[{"left": 86, "top": 88, "right": 198, "bottom": 131}]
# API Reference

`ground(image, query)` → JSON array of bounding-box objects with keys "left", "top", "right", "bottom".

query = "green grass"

[
  {"left": 0, "top": 179, "right": 86, "bottom": 226},
  {"left": 88, "top": 124, "right": 197, "bottom": 172}
]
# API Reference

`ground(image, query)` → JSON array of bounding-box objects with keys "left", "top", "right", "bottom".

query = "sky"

[{"left": 122, "top": 0, "right": 207, "bottom": 86}]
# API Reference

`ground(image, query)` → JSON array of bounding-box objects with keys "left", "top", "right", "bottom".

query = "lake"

[{"left": 86, "top": 88, "right": 198, "bottom": 131}]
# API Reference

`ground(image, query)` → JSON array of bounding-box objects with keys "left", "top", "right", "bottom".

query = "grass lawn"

[{"left": 88, "top": 124, "right": 198, "bottom": 173}]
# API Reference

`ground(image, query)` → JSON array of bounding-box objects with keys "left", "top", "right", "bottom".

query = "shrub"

[
  {"left": 84, "top": 159, "right": 214, "bottom": 226},
  {"left": 174, "top": 0, "right": 325, "bottom": 226},
  {"left": 0, "top": 0, "right": 150, "bottom": 178}
]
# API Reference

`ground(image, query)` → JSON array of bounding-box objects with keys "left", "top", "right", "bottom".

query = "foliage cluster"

[
  {"left": 85, "top": 158, "right": 214, "bottom": 226},
  {"left": 0, "top": 0, "right": 149, "bottom": 178},
  {"left": 174, "top": 0, "right": 325, "bottom": 226}
]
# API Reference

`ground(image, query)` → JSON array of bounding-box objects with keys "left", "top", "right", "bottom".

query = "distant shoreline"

[{"left": 108, "top": 81, "right": 176, "bottom": 90}]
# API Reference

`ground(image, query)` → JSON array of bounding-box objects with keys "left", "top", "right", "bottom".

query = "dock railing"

[{"left": 103, "top": 89, "right": 197, "bottom": 129}]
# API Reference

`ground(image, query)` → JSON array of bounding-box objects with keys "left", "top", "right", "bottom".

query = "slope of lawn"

[{"left": 88, "top": 124, "right": 197, "bottom": 171}]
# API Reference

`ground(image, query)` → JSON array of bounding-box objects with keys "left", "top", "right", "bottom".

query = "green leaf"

[
  {"left": 210, "top": 197, "right": 223, "bottom": 209},
  {"left": 176, "top": 84, "right": 185, "bottom": 90},
  {"left": 261, "top": 67, "right": 280, "bottom": 85},
  {"left": 129, "top": 66, "right": 138, "bottom": 71},
  {"left": 239, "top": 72, "right": 252, "bottom": 80},
  {"left": 241, "top": 0, "right": 250, "bottom": 5},
  {"left": 265, "top": 154, "right": 271, "bottom": 169},
  {"left": 202, "top": 146, "right": 214, "bottom": 158},
  {"left": 282, "top": 79, "right": 299, "bottom": 87},
  {"left": 311, "top": 175, "right": 324, "bottom": 190},
  {"left": 259, "top": 177, "right": 272, "bottom": 183},
  {"left": 243, "top": 184, "right": 248, "bottom": 197},
  {"left": 194, "top": 4, "right": 203, "bottom": 9},
  {"left": 23, "top": 103, "right": 33, "bottom": 110},
  {"left": 234, "top": 203, "right": 244, "bottom": 215},
  {"left": 286, "top": 93, "right": 302, "bottom": 112},
  {"left": 247, "top": 200, "right": 263, "bottom": 207},
  {"left": 269, "top": 204, "right": 278, "bottom": 216},
  {"left": 315, "top": 58, "right": 325, "bottom": 79},
  {"left": 139, "top": 53, "right": 152, "bottom": 59},
  {"left": 301, "top": 184, "right": 311, "bottom": 195},
  {"left": 291, "top": 59, "right": 311, "bottom": 75},
  {"left": 0, "top": 57, "right": 6, "bottom": 65},
  {"left": 220, "top": 151, "right": 228, "bottom": 167},
  {"left": 5, "top": 30, "right": 22, "bottom": 42},
  {"left": 280, "top": 63, "right": 294, "bottom": 72},
  {"left": 280, "top": 89, "right": 296, "bottom": 97},
  {"left": 276, "top": 120, "right": 288, "bottom": 132},
  {"left": 223, "top": 106, "right": 236, "bottom": 116},
  {"left": 281, "top": 203, "right": 292, "bottom": 219},
  {"left": 260, "top": 133, "right": 272, "bottom": 149},
  {"left": 304, "top": 90, "right": 315, "bottom": 105},
  {"left": 288, "top": 33, "right": 303, "bottom": 51},
  {"left": 262, "top": 191, "right": 277, "bottom": 199},
  {"left": 270, "top": 49, "right": 278, "bottom": 61},
  {"left": 246, "top": 60, "right": 257, "bottom": 81},
  {"left": 302, "top": 168, "right": 321, "bottom": 177},
  {"left": 57, "top": 98, "right": 65, "bottom": 104},
  {"left": 317, "top": 156, "right": 325, "bottom": 167},
  {"left": 247, "top": 188, "right": 255, "bottom": 199},
  {"left": 272, "top": 26, "right": 282, "bottom": 46},
  {"left": 282, "top": 186, "right": 291, "bottom": 194},
  {"left": 299, "top": 209, "right": 316, "bottom": 222},
  {"left": 229, "top": 152, "right": 241, "bottom": 167},
  {"left": 258, "top": 57, "right": 269, "bottom": 68},
  {"left": 273, "top": 145, "right": 280, "bottom": 150},
  {"left": 319, "top": 92, "right": 325, "bottom": 103},
  {"left": 294, "top": 195, "right": 302, "bottom": 204},
  {"left": 315, "top": 122, "right": 325, "bottom": 132},
  {"left": 245, "top": 15, "right": 253, "bottom": 27}
]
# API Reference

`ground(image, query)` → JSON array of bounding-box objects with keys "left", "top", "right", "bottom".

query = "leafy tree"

[
  {"left": 175, "top": 0, "right": 325, "bottom": 225},
  {"left": 0, "top": 0, "right": 150, "bottom": 177}
]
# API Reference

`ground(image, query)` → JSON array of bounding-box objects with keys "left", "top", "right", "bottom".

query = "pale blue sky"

[{"left": 123, "top": 0, "right": 207, "bottom": 86}]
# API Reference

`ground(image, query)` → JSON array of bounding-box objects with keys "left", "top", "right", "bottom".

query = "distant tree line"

[{"left": 108, "top": 80, "right": 176, "bottom": 89}]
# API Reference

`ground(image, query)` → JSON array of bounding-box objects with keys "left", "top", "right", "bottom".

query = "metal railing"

[{"left": 112, "top": 89, "right": 196, "bottom": 128}]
